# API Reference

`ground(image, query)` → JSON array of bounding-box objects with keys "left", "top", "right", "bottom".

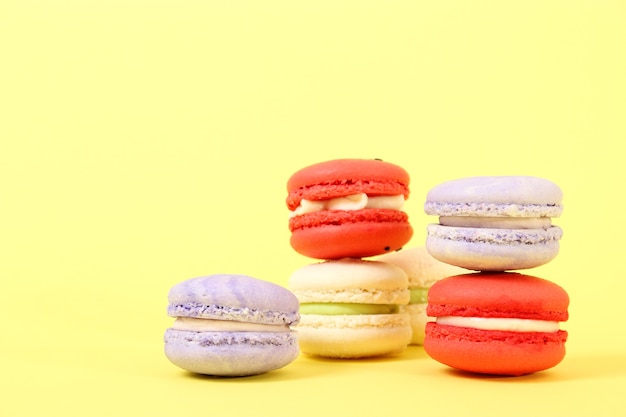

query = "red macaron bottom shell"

[
  {"left": 424, "top": 323, "right": 568, "bottom": 376},
  {"left": 289, "top": 209, "right": 413, "bottom": 259}
]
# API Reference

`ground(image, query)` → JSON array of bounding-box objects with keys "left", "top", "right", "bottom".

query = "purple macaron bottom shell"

[
  {"left": 426, "top": 224, "right": 561, "bottom": 271},
  {"left": 164, "top": 329, "right": 299, "bottom": 377}
]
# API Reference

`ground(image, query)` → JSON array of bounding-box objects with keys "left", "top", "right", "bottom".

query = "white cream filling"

[
  {"left": 171, "top": 317, "right": 291, "bottom": 333},
  {"left": 439, "top": 216, "right": 552, "bottom": 229},
  {"left": 290, "top": 193, "right": 404, "bottom": 217},
  {"left": 436, "top": 316, "right": 560, "bottom": 333}
]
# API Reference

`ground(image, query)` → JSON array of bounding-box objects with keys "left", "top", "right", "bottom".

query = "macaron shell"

[
  {"left": 288, "top": 258, "right": 410, "bottom": 305},
  {"left": 290, "top": 212, "right": 413, "bottom": 259},
  {"left": 424, "top": 323, "right": 567, "bottom": 376},
  {"left": 286, "top": 158, "right": 410, "bottom": 210},
  {"left": 427, "top": 272, "right": 569, "bottom": 321},
  {"left": 164, "top": 329, "right": 299, "bottom": 376},
  {"left": 296, "top": 313, "right": 411, "bottom": 358},
  {"left": 426, "top": 224, "right": 562, "bottom": 271},
  {"left": 425, "top": 176, "right": 563, "bottom": 207},
  {"left": 167, "top": 274, "right": 300, "bottom": 325}
]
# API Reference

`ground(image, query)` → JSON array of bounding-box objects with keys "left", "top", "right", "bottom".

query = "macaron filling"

[
  {"left": 436, "top": 316, "right": 560, "bottom": 333},
  {"left": 409, "top": 288, "right": 429, "bottom": 305},
  {"left": 172, "top": 317, "right": 292, "bottom": 333},
  {"left": 299, "top": 302, "right": 400, "bottom": 315},
  {"left": 439, "top": 216, "right": 552, "bottom": 230},
  {"left": 290, "top": 193, "right": 404, "bottom": 218}
]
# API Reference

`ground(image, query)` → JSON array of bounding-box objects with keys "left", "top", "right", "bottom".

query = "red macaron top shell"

[
  {"left": 427, "top": 272, "right": 569, "bottom": 322},
  {"left": 286, "top": 159, "right": 410, "bottom": 211}
]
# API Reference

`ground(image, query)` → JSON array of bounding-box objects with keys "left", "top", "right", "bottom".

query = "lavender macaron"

[
  {"left": 164, "top": 274, "right": 300, "bottom": 377},
  {"left": 424, "top": 176, "right": 563, "bottom": 271}
]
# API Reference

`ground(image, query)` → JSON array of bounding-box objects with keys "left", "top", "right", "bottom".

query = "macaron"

[
  {"left": 424, "top": 272, "right": 569, "bottom": 376},
  {"left": 375, "top": 247, "right": 468, "bottom": 345},
  {"left": 424, "top": 176, "right": 563, "bottom": 271},
  {"left": 287, "top": 158, "right": 413, "bottom": 259},
  {"left": 164, "top": 274, "right": 300, "bottom": 377},
  {"left": 288, "top": 258, "right": 412, "bottom": 358}
]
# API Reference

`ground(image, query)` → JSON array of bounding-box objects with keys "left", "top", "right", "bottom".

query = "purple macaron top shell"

[
  {"left": 424, "top": 176, "right": 563, "bottom": 217},
  {"left": 167, "top": 274, "right": 300, "bottom": 326}
]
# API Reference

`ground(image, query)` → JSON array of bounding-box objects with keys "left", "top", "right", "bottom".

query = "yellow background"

[{"left": 1, "top": 1, "right": 625, "bottom": 416}]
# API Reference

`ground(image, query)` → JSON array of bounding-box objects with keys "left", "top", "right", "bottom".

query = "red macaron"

[
  {"left": 424, "top": 272, "right": 569, "bottom": 376},
  {"left": 286, "top": 159, "right": 413, "bottom": 259}
]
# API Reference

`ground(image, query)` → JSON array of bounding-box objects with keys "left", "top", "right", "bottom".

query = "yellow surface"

[{"left": 1, "top": 1, "right": 625, "bottom": 416}]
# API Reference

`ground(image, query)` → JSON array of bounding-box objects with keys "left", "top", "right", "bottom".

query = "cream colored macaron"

[
  {"left": 288, "top": 258, "right": 411, "bottom": 358},
  {"left": 374, "top": 247, "right": 468, "bottom": 345}
]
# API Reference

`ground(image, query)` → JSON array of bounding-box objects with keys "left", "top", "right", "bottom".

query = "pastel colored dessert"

[
  {"left": 424, "top": 272, "right": 569, "bottom": 376},
  {"left": 288, "top": 258, "right": 412, "bottom": 358},
  {"left": 374, "top": 246, "right": 468, "bottom": 345},
  {"left": 287, "top": 158, "right": 413, "bottom": 259},
  {"left": 164, "top": 274, "right": 300, "bottom": 377},
  {"left": 424, "top": 176, "right": 563, "bottom": 271}
]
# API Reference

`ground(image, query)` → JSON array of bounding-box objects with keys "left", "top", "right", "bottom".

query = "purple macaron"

[
  {"left": 164, "top": 274, "right": 300, "bottom": 377},
  {"left": 424, "top": 176, "right": 563, "bottom": 271}
]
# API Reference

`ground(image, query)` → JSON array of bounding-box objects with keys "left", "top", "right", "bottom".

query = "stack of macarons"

[
  {"left": 286, "top": 158, "right": 415, "bottom": 358},
  {"left": 422, "top": 176, "right": 570, "bottom": 375}
]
